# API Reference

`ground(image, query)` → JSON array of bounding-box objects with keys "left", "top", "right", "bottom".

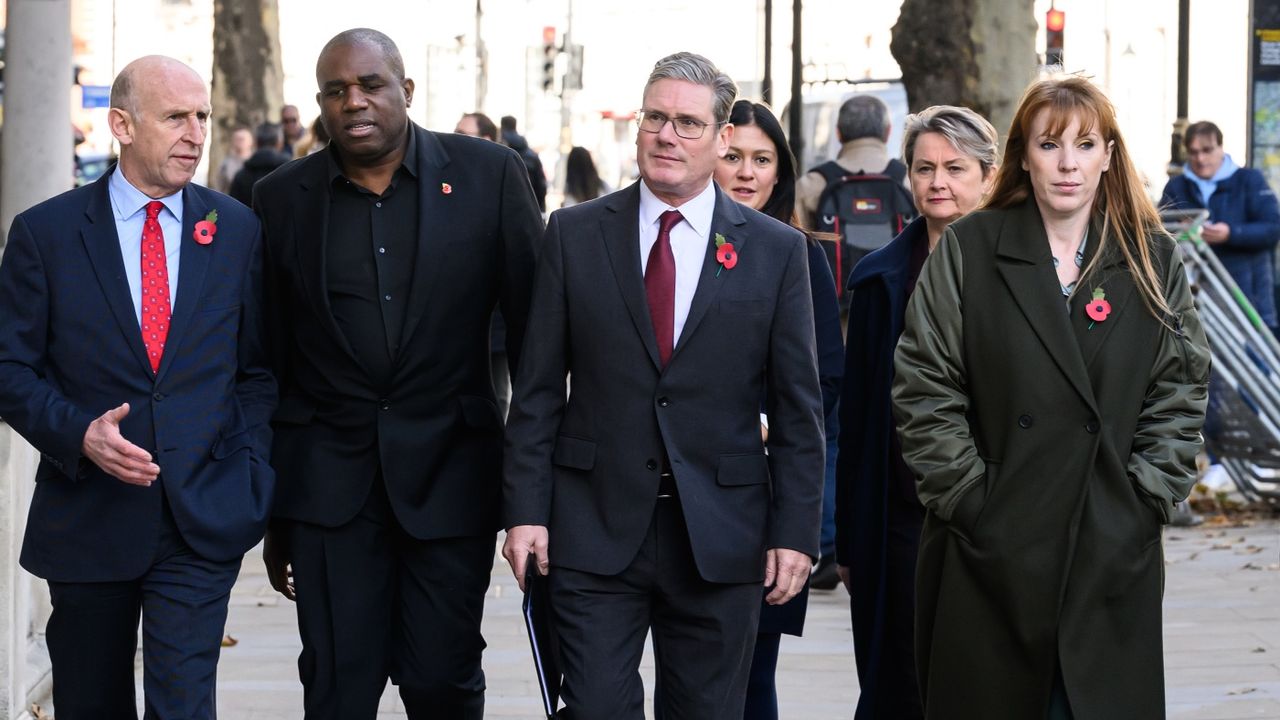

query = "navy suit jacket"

[
  {"left": 503, "top": 183, "right": 825, "bottom": 584},
  {"left": 0, "top": 171, "right": 276, "bottom": 582}
]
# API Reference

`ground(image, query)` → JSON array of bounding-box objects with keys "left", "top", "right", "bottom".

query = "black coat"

[
  {"left": 230, "top": 149, "right": 292, "bottom": 207},
  {"left": 255, "top": 124, "right": 543, "bottom": 537}
]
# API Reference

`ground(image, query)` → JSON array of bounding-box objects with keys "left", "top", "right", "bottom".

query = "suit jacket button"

[
  {"left": 646, "top": 459, "right": 658, "bottom": 471},
  {"left": 657, "top": 397, "right": 670, "bottom": 408},
  {"left": 153, "top": 392, "right": 165, "bottom": 402},
  {"left": 1018, "top": 414, "right": 1032, "bottom": 429},
  {"left": 1086, "top": 419, "right": 1100, "bottom": 434},
  {"left": 379, "top": 399, "right": 390, "bottom": 411}
]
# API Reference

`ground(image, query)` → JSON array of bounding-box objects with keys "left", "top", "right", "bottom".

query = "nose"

[
  {"left": 343, "top": 87, "right": 369, "bottom": 111},
  {"left": 183, "top": 116, "right": 206, "bottom": 147},
  {"left": 1058, "top": 146, "right": 1078, "bottom": 172},
  {"left": 655, "top": 118, "right": 679, "bottom": 144},
  {"left": 736, "top": 161, "right": 754, "bottom": 179}
]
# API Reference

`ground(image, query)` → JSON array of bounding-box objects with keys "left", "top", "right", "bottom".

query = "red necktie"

[
  {"left": 645, "top": 210, "right": 682, "bottom": 367},
  {"left": 140, "top": 201, "right": 172, "bottom": 373}
]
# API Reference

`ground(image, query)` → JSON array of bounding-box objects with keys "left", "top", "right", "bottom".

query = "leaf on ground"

[
  {"left": 221, "top": 633, "right": 238, "bottom": 647},
  {"left": 1227, "top": 687, "right": 1258, "bottom": 696},
  {"left": 1252, "top": 646, "right": 1267, "bottom": 653},
  {"left": 31, "top": 703, "right": 51, "bottom": 720},
  {"left": 1235, "top": 546, "right": 1265, "bottom": 555}
]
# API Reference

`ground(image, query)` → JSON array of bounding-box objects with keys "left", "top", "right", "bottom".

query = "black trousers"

[
  {"left": 47, "top": 499, "right": 241, "bottom": 720},
  {"left": 286, "top": 477, "right": 493, "bottom": 720},
  {"left": 550, "top": 497, "right": 761, "bottom": 720}
]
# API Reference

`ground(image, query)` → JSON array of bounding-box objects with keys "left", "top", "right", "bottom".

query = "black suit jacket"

[
  {"left": 503, "top": 183, "right": 825, "bottom": 584},
  {"left": 0, "top": 173, "right": 276, "bottom": 581},
  {"left": 254, "top": 124, "right": 542, "bottom": 537}
]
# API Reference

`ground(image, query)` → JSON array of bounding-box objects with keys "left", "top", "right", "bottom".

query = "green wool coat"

[{"left": 892, "top": 199, "right": 1210, "bottom": 719}]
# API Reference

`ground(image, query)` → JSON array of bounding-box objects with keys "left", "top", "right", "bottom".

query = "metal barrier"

[{"left": 1166, "top": 208, "right": 1280, "bottom": 502}]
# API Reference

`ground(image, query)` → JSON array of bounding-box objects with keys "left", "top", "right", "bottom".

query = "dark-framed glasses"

[{"left": 636, "top": 110, "right": 724, "bottom": 140}]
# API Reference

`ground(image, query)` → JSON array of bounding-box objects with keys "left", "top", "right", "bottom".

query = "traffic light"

[
  {"left": 542, "top": 26, "right": 558, "bottom": 93},
  {"left": 1046, "top": 5, "right": 1065, "bottom": 67}
]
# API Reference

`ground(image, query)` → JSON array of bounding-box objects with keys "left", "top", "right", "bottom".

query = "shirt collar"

[
  {"left": 638, "top": 178, "right": 717, "bottom": 238},
  {"left": 107, "top": 165, "right": 184, "bottom": 223},
  {"left": 326, "top": 121, "right": 419, "bottom": 186}
]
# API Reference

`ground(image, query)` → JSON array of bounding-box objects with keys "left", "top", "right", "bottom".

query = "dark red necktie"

[
  {"left": 645, "top": 210, "right": 683, "bottom": 367},
  {"left": 140, "top": 200, "right": 172, "bottom": 373}
]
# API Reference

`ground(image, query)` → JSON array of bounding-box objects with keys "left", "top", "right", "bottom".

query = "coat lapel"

[
  {"left": 600, "top": 185, "right": 663, "bottom": 370},
  {"left": 994, "top": 201, "right": 1098, "bottom": 413},
  {"left": 154, "top": 185, "right": 212, "bottom": 383},
  {"left": 671, "top": 186, "right": 748, "bottom": 361},
  {"left": 398, "top": 125, "right": 451, "bottom": 350},
  {"left": 1070, "top": 223, "right": 1137, "bottom": 369},
  {"left": 291, "top": 155, "right": 367, "bottom": 371},
  {"left": 80, "top": 174, "right": 154, "bottom": 377}
]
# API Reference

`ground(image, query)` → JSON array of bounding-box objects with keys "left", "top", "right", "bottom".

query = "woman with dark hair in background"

[
  {"left": 893, "top": 76, "right": 1209, "bottom": 719},
  {"left": 715, "top": 98, "right": 843, "bottom": 720},
  {"left": 562, "top": 145, "right": 610, "bottom": 207},
  {"left": 835, "top": 104, "right": 998, "bottom": 720}
]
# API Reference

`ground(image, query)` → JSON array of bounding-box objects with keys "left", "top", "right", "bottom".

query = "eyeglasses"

[{"left": 636, "top": 110, "right": 724, "bottom": 140}]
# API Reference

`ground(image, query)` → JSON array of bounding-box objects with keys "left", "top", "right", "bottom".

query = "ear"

[
  {"left": 982, "top": 164, "right": 998, "bottom": 195},
  {"left": 402, "top": 78, "right": 415, "bottom": 108},
  {"left": 1102, "top": 139, "right": 1115, "bottom": 172},
  {"left": 717, "top": 123, "right": 734, "bottom": 159},
  {"left": 107, "top": 107, "right": 135, "bottom": 146}
]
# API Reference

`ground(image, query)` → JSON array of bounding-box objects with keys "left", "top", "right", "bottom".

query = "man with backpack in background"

[
  {"left": 794, "top": 94, "right": 915, "bottom": 590},
  {"left": 500, "top": 115, "right": 548, "bottom": 214},
  {"left": 796, "top": 94, "right": 915, "bottom": 308}
]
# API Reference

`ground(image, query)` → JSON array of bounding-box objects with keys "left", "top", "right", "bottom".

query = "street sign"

[{"left": 81, "top": 85, "right": 110, "bottom": 109}]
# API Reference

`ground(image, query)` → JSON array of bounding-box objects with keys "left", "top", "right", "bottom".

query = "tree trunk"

[
  {"left": 207, "top": 0, "right": 284, "bottom": 190},
  {"left": 891, "top": 0, "right": 1037, "bottom": 143}
]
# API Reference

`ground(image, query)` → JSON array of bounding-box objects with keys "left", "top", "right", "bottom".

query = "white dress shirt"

[
  {"left": 108, "top": 167, "right": 184, "bottom": 325},
  {"left": 637, "top": 179, "right": 717, "bottom": 350}
]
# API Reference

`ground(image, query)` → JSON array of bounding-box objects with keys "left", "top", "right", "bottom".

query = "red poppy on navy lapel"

[
  {"left": 714, "top": 232, "right": 737, "bottom": 275},
  {"left": 193, "top": 209, "right": 218, "bottom": 245}
]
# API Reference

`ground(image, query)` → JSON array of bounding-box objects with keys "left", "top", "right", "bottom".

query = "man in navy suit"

[
  {"left": 502, "top": 52, "right": 824, "bottom": 719},
  {"left": 0, "top": 56, "right": 275, "bottom": 719}
]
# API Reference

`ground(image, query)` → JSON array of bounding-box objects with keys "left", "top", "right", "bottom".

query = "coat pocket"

[
  {"left": 458, "top": 395, "right": 502, "bottom": 431},
  {"left": 716, "top": 452, "right": 771, "bottom": 486},
  {"left": 950, "top": 460, "right": 998, "bottom": 542},
  {"left": 552, "top": 435, "right": 596, "bottom": 471},
  {"left": 212, "top": 428, "right": 253, "bottom": 459}
]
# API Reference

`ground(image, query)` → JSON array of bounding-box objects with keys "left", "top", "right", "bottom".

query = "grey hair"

[
  {"left": 109, "top": 69, "right": 137, "bottom": 117},
  {"left": 644, "top": 52, "right": 737, "bottom": 124},
  {"left": 318, "top": 28, "right": 406, "bottom": 83},
  {"left": 836, "top": 95, "right": 890, "bottom": 142},
  {"left": 901, "top": 105, "right": 999, "bottom": 174}
]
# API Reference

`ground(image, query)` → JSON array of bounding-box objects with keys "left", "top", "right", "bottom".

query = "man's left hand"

[
  {"left": 764, "top": 548, "right": 811, "bottom": 605},
  {"left": 1202, "top": 221, "right": 1231, "bottom": 244}
]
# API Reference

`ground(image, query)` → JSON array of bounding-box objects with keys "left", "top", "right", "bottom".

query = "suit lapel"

[
  {"left": 398, "top": 126, "right": 451, "bottom": 350},
  {"left": 81, "top": 174, "right": 154, "bottom": 377},
  {"left": 154, "top": 185, "right": 212, "bottom": 383},
  {"left": 600, "top": 185, "right": 663, "bottom": 370},
  {"left": 671, "top": 187, "right": 748, "bottom": 361},
  {"left": 291, "top": 155, "right": 367, "bottom": 371},
  {"left": 994, "top": 201, "right": 1098, "bottom": 413}
]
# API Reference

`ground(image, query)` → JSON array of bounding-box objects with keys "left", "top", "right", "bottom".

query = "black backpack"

[{"left": 811, "top": 159, "right": 916, "bottom": 308}]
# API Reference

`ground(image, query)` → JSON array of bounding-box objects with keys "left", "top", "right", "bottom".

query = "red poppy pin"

[
  {"left": 714, "top": 233, "right": 737, "bottom": 276},
  {"left": 193, "top": 210, "right": 218, "bottom": 245},
  {"left": 1085, "top": 287, "right": 1111, "bottom": 328},
  {"left": 441, "top": 182, "right": 453, "bottom": 195}
]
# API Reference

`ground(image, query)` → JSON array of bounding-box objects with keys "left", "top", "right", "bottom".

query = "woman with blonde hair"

[
  {"left": 892, "top": 76, "right": 1209, "bottom": 718},
  {"left": 835, "top": 104, "right": 998, "bottom": 720}
]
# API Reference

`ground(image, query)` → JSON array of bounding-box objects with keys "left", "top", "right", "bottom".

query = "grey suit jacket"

[{"left": 503, "top": 182, "right": 824, "bottom": 584}]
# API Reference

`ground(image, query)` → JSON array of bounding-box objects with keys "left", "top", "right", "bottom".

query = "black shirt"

[{"left": 325, "top": 129, "right": 419, "bottom": 386}]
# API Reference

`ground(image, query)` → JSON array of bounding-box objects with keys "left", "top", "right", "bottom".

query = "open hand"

[{"left": 81, "top": 403, "right": 159, "bottom": 486}]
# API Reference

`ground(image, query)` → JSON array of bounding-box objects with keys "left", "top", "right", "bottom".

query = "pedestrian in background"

[
  {"left": 893, "top": 76, "right": 1209, "bottom": 719},
  {"left": 712, "top": 98, "right": 842, "bottom": 720},
  {"left": 229, "top": 121, "right": 291, "bottom": 207},
  {"left": 215, "top": 125, "right": 253, "bottom": 193},
  {"left": 255, "top": 28, "right": 542, "bottom": 719},
  {"left": 280, "top": 104, "right": 306, "bottom": 156},
  {"left": 0, "top": 55, "right": 276, "bottom": 718},
  {"left": 456, "top": 111, "right": 500, "bottom": 143},
  {"left": 501, "top": 114, "right": 548, "bottom": 212},
  {"left": 1160, "top": 120, "right": 1280, "bottom": 331},
  {"left": 293, "top": 117, "right": 329, "bottom": 158},
  {"left": 835, "top": 104, "right": 998, "bottom": 720},
  {"left": 562, "top": 145, "right": 611, "bottom": 207}
]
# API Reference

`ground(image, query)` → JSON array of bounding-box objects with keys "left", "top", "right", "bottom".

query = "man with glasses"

[
  {"left": 280, "top": 104, "right": 306, "bottom": 157},
  {"left": 502, "top": 51, "right": 823, "bottom": 719}
]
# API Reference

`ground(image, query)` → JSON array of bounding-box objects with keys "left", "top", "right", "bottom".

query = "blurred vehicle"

[
  {"left": 75, "top": 152, "right": 112, "bottom": 187},
  {"left": 782, "top": 79, "right": 909, "bottom": 173}
]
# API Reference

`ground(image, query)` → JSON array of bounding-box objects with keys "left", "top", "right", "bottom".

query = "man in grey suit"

[{"left": 502, "top": 52, "right": 825, "bottom": 720}]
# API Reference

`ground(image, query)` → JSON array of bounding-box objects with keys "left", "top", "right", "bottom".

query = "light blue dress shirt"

[{"left": 107, "top": 167, "right": 183, "bottom": 326}]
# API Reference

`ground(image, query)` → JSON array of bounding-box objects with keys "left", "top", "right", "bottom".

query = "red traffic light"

[{"left": 1046, "top": 9, "right": 1065, "bottom": 33}]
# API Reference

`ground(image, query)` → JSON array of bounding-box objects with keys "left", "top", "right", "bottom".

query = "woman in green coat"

[{"left": 892, "top": 76, "right": 1210, "bottom": 719}]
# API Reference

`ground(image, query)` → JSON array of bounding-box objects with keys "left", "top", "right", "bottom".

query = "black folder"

[{"left": 522, "top": 555, "right": 562, "bottom": 719}]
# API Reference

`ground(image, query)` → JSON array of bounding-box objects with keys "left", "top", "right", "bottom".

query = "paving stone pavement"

[{"left": 155, "top": 520, "right": 1278, "bottom": 719}]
